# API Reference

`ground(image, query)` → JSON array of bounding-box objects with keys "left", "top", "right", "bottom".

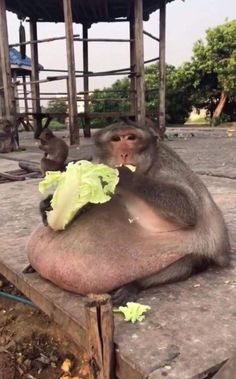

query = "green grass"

[{"left": 48, "top": 120, "right": 66, "bottom": 130}]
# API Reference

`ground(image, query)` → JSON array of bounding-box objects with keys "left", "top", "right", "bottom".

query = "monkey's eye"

[
  {"left": 127, "top": 134, "right": 137, "bottom": 141},
  {"left": 111, "top": 135, "right": 121, "bottom": 142}
]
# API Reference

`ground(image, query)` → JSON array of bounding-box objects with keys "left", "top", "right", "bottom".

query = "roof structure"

[{"left": 6, "top": 0, "right": 176, "bottom": 23}]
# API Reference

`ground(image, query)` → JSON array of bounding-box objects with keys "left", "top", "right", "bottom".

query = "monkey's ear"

[{"left": 148, "top": 127, "right": 161, "bottom": 141}]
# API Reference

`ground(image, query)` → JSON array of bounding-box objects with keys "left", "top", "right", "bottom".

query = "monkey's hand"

[
  {"left": 117, "top": 166, "right": 134, "bottom": 190},
  {"left": 39, "top": 194, "right": 53, "bottom": 226}
]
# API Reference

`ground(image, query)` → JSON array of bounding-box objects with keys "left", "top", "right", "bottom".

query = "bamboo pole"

[
  {"left": 22, "top": 75, "right": 30, "bottom": 129},
  {"left": 9, "top": 34, "right": 80, "bottom": 48},
  {"left": 30, "top": 20, "right": 41, "bottom": 135},
  {"left": 83, "top": 24, "right": 91, "bottom": 138},
  {"left": 63, "top": 0, "right": 79, "bottom": 144},
  {"left": 134, "top": 0, "right": 145, "bottom": 126},
  {"left": 0, "top": 0, "right": 15, "bottom": 120},
  {"left": 143, "top": 30, "right": 160, "bottom": 42},
  {"left": 159, "top": 0, "right": 166, "bottom": 137},
  {"left": 129, "top": 12, "right": 137, "bottom": 116},
  {"left": 0, "top": 48, "right": 5, "bottom": 117}
]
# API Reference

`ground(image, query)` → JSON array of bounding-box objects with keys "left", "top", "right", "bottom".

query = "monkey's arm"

[
  {"left": 39, "top": 194, "right": 53, "bottom": 225},
  {"left": 39, "top": 144, "right": 52, "bottom": 154},
  {"left": 118, "top": 167, "right": 198, "bottom": 227}
]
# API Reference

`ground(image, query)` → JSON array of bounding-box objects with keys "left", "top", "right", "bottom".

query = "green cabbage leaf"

[
  {"left": 113, "top": 302, "right": 151, "bottom": 323},
  {"left": 39, "top": 161, "right": 119, "bottom": 231}
]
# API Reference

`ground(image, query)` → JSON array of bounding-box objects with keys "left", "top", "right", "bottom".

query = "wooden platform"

[{"left": 1, "top": 129, "right": 236, "bottom": 378}]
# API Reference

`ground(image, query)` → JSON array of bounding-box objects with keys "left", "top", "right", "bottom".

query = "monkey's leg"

[
  {"left": 138, "top": 255, "right": 209, "bottom": 289},
  {"left": 110, "top": 281, "right": 140, "bottom": 306},
  {"left": 40, "top": 157, "right": 65, "bottom": 175}
]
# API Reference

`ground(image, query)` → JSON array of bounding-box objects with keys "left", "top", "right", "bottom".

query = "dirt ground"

[
  {"left": 0, "top": 277, "right": 90, "bottom": 379},
  {"left": 0, "top": 126, "right": 236, "bottom": 378}
]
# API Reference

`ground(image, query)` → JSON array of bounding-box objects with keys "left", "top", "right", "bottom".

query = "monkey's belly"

[{"left": 26, "top": 200, "right": 188, "bottom": 294}]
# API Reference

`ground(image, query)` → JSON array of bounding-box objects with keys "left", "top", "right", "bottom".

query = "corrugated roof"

[
  {"left": 6, "top": 0, "right": 177, "bottom": 24},
  {"left": 10, "top": 47, "right": 43, "bottom": 70}
]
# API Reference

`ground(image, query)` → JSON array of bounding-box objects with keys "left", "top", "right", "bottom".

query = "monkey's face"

[
  {"left": 39, "top": 128, "right": 54, "bottom": 144},
  {"left": 94, "top": 124, "right": 156, "bottom": 171}
]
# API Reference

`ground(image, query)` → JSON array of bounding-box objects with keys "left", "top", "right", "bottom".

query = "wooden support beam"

[
  {"left": 30, "top": 20, "right": 41, "bottom": 135},
  {"left": 83, "top": 24, "right": 91, "bottom": 138},
  {"left": 0, "top": 48, "right": 5, "bottom": 117},
  {"left": 22, "top": 76, "right": 30, "bottom": 129},
  {"left": 9, "top": 34, "right": 80, "bottom": 48},
  {"left": 85, "top": 294, "right": 114, "bottom": 379},
  {"left": 63, "top": 0, "right": 79, "bottom": 145},
  {"left": 0, "top": 0, "right": 15, "bottom": 119},
  {"left": 159, "top": 0, "right": 166, "bottom": 137},
  {"left": 129, "top": 15, "right": 136, "bottom": 116},
  {"left": 134, "top": 0, "right": 145, "bottom": 126},
  {"left": 143, "top": 30, "right": 160, "bottom": 42}
]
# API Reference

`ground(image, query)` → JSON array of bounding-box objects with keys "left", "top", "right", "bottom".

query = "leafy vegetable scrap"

[
  {"left": 113, "top": 302, "right": 151, "bottom": 323},
  {"left": 39, "top": 160, "right": 119, "bottom": 231}
]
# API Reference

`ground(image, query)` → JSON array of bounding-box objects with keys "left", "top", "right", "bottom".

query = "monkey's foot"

[
  {"left": 110, "top": 282, "right": 140, "bottom": 306},
  {"left": 22, "top": 264, "right": 36, "bottom": 274}
]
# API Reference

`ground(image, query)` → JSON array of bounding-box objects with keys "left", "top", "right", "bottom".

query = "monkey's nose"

[{"left": 120, "top": 153, "right": 129, "bottom": 163}]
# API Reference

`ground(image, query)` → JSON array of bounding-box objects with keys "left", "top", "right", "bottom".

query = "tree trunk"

[{"left": 213, "top": 91, "right": 227, "bottom": 118}]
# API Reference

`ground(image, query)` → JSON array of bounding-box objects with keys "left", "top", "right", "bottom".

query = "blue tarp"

[{"left": 10, "top": 47, "right": 43, "bottom": 70}]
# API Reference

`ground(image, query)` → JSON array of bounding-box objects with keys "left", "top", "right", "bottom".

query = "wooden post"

[
  {"left": 63, "top": 0, "right": 79, "bottom": 145},
  {"left": 85, "top": 294, "right": 115, "bottom": 379},
  {"left": 22, "top": 75, "right": 30, "bottom": 130},
  {"left": 0, "top": 49, "right": 5, "bottom": 117},
  {"left": 83, "top": 24, "right": 91, "bottom": 138},
  {"left": 159, "top": 0, "right": 166, "bottom": 137},
  {"left": 13, "top": 71, "right": 20, "bottom": 112},
  {"left": 129, "top": 15, "right": 136, "bottom": 117},
  {"left": 0, "top": 0, "right": 15, "bottom": 120},
  {"left": 134, "top": 0, "right": 145, "bottom": 126},
  {"left": 30, "top": 20, "right": 41, "bottom": 135}
]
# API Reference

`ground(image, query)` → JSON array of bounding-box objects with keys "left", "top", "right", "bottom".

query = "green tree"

[
  {"left": 90, "top": 64, "right": 193, "bottom": 127},
  {"left": 180, "top": 20, "right": 236, "bottom": 123},
  {"left": 44, "top": 97, "right": 67, "bottom": 123}
]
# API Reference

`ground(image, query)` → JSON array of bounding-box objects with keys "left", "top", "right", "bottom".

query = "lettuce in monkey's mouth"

[{"left": 39, "top": 160, "right": 119, "bottom": 231}]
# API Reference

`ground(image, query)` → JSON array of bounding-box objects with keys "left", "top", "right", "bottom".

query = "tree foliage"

[
  {"left": 89, "top": 20, "right": 236, "bottom": 127},
  {"left": 178, "top": 20, "right": 236, "bottom": 123},
  {"left": 90, "top": 64, "right": 193, "bottom": 127},
  {"left": 44, "top": 97, "right": 67, "bottom": 123}
]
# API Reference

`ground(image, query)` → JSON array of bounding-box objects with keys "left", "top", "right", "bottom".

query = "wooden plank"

[
  {"left": 0, "top": 0, "right": 15, "bottom": 119},
  {"left": 134, "top": 0, "right": 145, "bottom": 126},
  {"left": 158, "top": 0, "right": 166, "bottom": 137},
  {"left": 63, "top": 0, "right": 80, "bottom": 145},
  {"left": 85, "top": 295, "right": 114, "bottom": 379},
  {"left": 30, "top": 20, "right": 41, "bottom": 134},
  {"left": 0, "top": 238, "right": 87, "bottom": 348},
  {"left": 83, "top": 24, "right": 91, "bottom": 138}
]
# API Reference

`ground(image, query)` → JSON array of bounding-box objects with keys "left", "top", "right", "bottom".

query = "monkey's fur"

[
  {"left": 27, "top": 121, "right": 230, "bottom": 304},
  {"left": 39, "top": 128, "right": 69, "bottom": 175}
]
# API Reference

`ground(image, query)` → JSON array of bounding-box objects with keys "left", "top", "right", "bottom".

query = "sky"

[{"left": 6, "top": 0, "right": 236, "bottom": 105}]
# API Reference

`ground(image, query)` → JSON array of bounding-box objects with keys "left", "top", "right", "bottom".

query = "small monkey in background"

[{"left": 39, "top": 128, "right": 69, "bottom": 175}]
